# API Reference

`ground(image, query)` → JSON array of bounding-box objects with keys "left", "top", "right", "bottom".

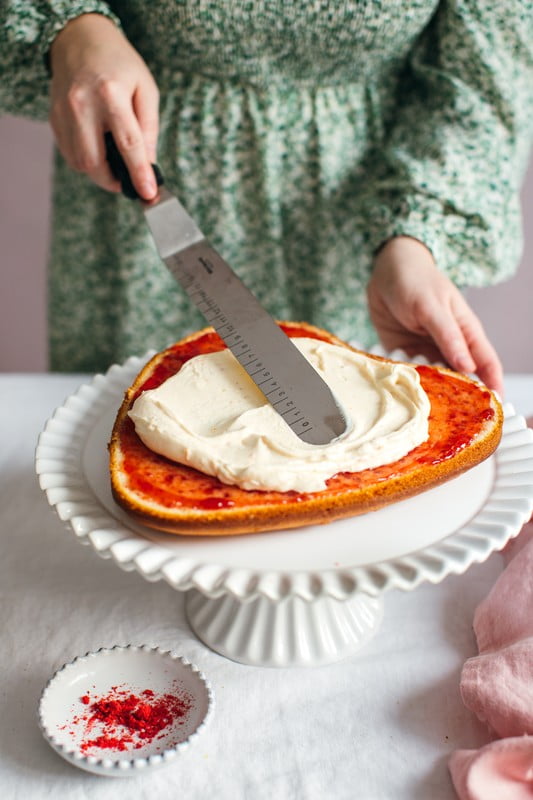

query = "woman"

[{"left": 1, "top": 1, "right": 532, "bottom": 392}]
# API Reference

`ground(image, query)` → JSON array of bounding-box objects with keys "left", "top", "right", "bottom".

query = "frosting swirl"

[{"left": 129, "top": 338, "right": 430, "bottom": 493}]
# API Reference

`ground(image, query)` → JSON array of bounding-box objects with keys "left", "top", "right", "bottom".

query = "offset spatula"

[{"left": 105, "top": 134, "right": 348, "bottom": 445}]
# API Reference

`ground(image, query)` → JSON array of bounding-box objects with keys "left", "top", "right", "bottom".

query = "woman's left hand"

[{"left": 366, "top": 236, "right": 504, "bottom": 395}]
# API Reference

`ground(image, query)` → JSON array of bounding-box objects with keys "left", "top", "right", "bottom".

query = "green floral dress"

[{"left": 1, "top": 0, "right": 532, "bottom": 371}]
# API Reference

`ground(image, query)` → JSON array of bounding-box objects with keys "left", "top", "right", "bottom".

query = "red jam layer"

[{"left": 119, "top": 328, "right": 495, "bottom": 510}]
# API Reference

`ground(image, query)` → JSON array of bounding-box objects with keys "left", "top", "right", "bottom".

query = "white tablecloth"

[{"left": 1, "top": 373, "right": 532, "bottom": 800}]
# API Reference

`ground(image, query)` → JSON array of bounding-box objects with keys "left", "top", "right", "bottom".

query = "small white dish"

[{"left": 38, "top": 645, "right": 214, "bottom": 776}]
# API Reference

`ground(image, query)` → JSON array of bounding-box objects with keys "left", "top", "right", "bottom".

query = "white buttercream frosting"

[{"left": 129, "top": 338, "right": 430, "bottom": 493}]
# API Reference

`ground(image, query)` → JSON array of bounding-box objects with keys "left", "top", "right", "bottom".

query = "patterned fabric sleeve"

[
  {"left": 368, "top": 0, "right": 533, "bottom": 288},
  {"left": 0, "top": 0, "right": 120, "bottom": 120}
]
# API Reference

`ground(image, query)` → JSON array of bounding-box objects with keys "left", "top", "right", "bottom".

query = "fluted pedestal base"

[{"left": 185, "top": 589, "right": 384, "bottom": 667}]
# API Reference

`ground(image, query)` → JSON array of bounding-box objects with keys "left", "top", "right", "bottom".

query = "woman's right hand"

[{"left": 49, "top": 13, "right": 159, "bottom": 199}]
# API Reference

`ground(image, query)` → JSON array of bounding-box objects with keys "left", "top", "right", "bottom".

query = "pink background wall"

[{"left": 1, "top": 114, "right": 532, "bottom": 373}]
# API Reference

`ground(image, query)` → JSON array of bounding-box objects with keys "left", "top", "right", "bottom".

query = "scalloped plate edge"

[{"left": 35, "top": 354, "right": 533, "bottom": 603}]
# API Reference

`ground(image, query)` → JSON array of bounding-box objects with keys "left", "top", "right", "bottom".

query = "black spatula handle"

[{"left": 104, "top": 131, "right": 164, "bottom": 199}]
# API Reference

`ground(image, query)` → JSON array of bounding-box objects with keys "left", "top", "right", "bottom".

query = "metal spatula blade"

[{"left": 106, "top": 134, "right": 349, "bottom": 445}]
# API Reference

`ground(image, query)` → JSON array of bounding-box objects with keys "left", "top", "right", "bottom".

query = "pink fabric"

[
  {"left": 448, "top": 417, "right": 533, "bottom": 799},
  {"left": 450, "top": 738, "right": 533, "bottom": 800},
  {"left": 471, "top": 520, "right": 533, "bottom": 661}
]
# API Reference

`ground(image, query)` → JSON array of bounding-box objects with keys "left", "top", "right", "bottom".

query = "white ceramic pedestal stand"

[
  {"left": 36, "top": 357, "right": 533, "bottom": 670},
  {"left": 185, "top": 589, "right": 384, "bottom": 667}
]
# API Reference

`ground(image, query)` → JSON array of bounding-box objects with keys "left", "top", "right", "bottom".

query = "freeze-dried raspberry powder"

[{"left": 65, "top": 684, "right": 193, "bottom": 754}]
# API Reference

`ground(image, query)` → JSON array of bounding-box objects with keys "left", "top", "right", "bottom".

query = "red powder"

[{"left": 67, "top": 684, "right": 193, "bottom": 754}]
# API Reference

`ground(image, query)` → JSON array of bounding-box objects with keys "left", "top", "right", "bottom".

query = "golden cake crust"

[{"left": 108, "top": 322, "right": 503, "bottom": 535}]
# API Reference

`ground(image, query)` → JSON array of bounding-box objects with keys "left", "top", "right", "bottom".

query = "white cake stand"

[{"left": 36, "top": 356, "right": 533, "bottom": 667}]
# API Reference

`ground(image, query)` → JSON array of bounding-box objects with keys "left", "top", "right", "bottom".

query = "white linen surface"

[{"left": 1, "top": 374, "right": 531, "bottom": 800}]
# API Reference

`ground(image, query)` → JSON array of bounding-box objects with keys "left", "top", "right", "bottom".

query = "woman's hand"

[
  {"left": 49, "top": 13, "right": 159, "bottom": 199},
  {"left": 367, "top": 236, "right": 504, "bottom": 394}
]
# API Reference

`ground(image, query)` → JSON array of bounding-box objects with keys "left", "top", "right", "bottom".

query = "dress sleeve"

[
  {"left": 368, "top": 0, "right": 533, "bottom": 287},
  {"left": 0, "top": 0, "right": 121, "bottom": 120}
]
